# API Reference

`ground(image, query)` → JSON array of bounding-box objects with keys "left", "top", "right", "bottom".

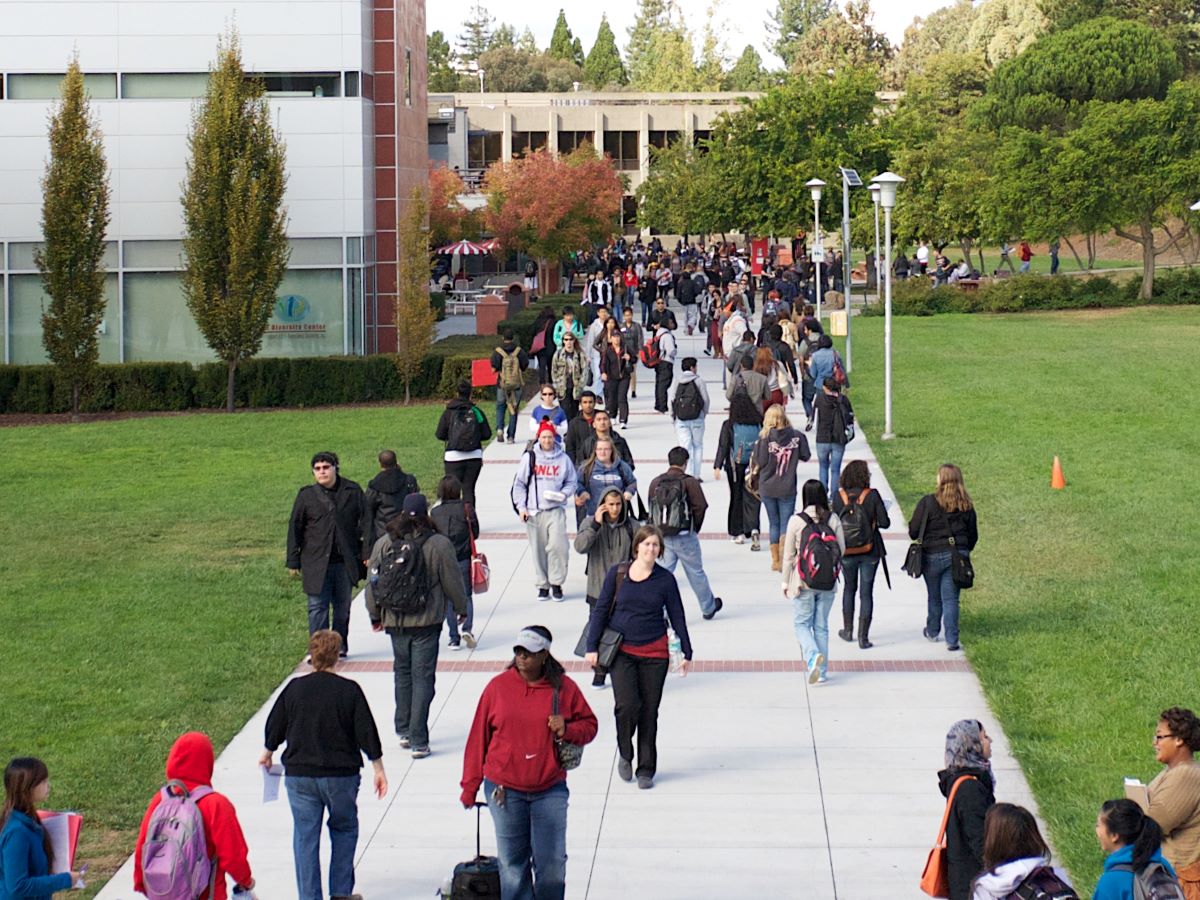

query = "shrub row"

[{"left": 859, "top": 268, "right": 1200, "bottom": 316}]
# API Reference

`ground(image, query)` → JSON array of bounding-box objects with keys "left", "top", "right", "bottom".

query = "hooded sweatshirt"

[
  {"left": 1093, "top": 844, "right": 1176, "bottom": 900},
  {"left": 363, "top": 466, "right": 419, "bottom": 550},
  {"left": 133, "top": 732, "right": 253, "bottom": 900},
  {"left": 511, "top": 443, "right": 577, "bottom": 514},
  {"left": 672, "top": 369, "right": 710, "bottom": 418},
  {"left": 573, "top": 500, "right": 635, "bottom": 599},
  {"left": 970, "top": 857, "right": 1071, "bottom": 900},
  {"left": 0, "top": 810, "right": 72, "bottom": 900}
]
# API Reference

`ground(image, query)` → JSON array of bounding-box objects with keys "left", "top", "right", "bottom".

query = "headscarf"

[{"left": 944, "top": 719, "right": 991, "bottom": 774}]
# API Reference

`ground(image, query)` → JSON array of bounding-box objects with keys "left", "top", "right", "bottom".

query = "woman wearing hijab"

[{"left": 938, "top": 719, "right": 997, "bottom": 900}]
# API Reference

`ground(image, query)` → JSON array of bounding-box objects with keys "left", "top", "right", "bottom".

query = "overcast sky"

[{"left": 427, "top": 0, "right": 955, "bottom": 69}]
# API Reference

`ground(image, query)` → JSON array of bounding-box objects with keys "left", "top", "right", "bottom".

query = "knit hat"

[
  {"left": 402, "top": 493, "right": 428, "bottom": 517},
  {"left": 537, "top": 420, "right": 558, "bottom": 438}
]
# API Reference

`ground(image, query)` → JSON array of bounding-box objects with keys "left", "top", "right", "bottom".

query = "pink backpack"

[{"left": 140, "top": 780, "right": 216, "bottom": 900}]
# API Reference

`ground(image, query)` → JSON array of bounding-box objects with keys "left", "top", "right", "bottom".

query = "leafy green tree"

[
  {"left": 583, "top": 16, "right": 628, "bottom": 87},
  {"left": 967, "top": 0, "right": 1048, "bottom": 67},
  {"left": 35, "top": 59, "right": 110, "bottom": 420},
  {"left": 489, "top": 23, "right": 516, "bottom": 50},
  {"left": 723, "top": 45, "right": 772, "bottom": 91},
  {"left": 572, "top": 37, "right": 584, "bottom": 65},
  {"left": 889, "top": 0, "right": 979, "bottom": 87},
  {"left": 517, "top": 28, "right": 539, "bottom": 55},
  {"left": 535, "top": 53, "right": 584, "bottom": 90},
  {"left": 395, "top": 187, "right": 437, "bottom": 403},
  {"left": 892, "top": 51, "right": 990, "bottom": 143},
  {"left": 627, "top": 0, "right": 671, "bottom": 85},
  {"left": 630, "top": 18, "right": 701, "bottom": 91},
  {"left": 457, "top": 2, "right": 494, "bottom": 60},
  {"left": 768, "top": 0, "right": 834, "bottom": 68},
  {"left": 550, "top": 10, "right": 581, "bottom": 63},
  {"left": 788, "top": 1, "right": 892, "bottom": 81},
  {"left": 696, "top": 12, "right": 728, "bottom": 90},
  {"left": 428, "top": 31, "right": 460, "bottom": 92},
  {"left": 181, "top": 33, "right": 289, "bottom": 413},
  {"left": 477, "top": 45, "right": 546, "bottom": 91},
  {"left": 637, "top": 141, "right": 727, "bottom": 235}
]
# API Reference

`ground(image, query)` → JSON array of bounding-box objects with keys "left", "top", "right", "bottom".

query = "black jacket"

[
  {"left": 264, "top": 671, "right": 383, "bottom": 777},
  {"left": 564, "top": 414, "right": 597, "bottom": 465},
  {"left": 909, "top": 495, "right": 978, "bottom": 554},
  {"left": 287, "top": 477, "right": 367, "bottom": 595},
  {"left": 814, "top": 391, "right": 851, "bottom": 445},
  {"left": 436, "top": 399, "right": 492, "bottom": 452},
  {"left": 676, "top": 274, "right": 697, "bottom": 305},
  {"left": 363, "top": 467, "right": 419, "bottom": 551},
  {"left": 431, "top": 498, "right": 480, "bottom": 562},
  {"left": 938, "top": 767, "right": 995, "bottom": 900}
]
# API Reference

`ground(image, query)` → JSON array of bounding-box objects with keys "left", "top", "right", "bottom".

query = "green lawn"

[
  {"left": 0, "top": 404, "right": 447, "bottom": 893},
  {"left": 841, "top": 306, "right": 1200, "bottom": 892}
]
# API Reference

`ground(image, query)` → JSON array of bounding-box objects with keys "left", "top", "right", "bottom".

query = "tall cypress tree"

[
  {"left": 584, "top": 16, "right": 629, "bottom": 87},
  {"left": 549, "top": 10, "right": 576, "bottom": 60},
  {"left": 36, "top": 58, "right": 111, "bottom": 420},
  {"left": 181, "top": 32, "right": 290, "bottom": 413}
]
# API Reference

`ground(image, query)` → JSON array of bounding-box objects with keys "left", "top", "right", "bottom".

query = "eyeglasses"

[
  {"left": 514, "top": 647, "right": 544, "bottom": 659},
  {"left": 541, "top": 391, "right": 555, "bottom": 397},
  {"left": 1154, "top": 733, "right": 1176, "bottom": 743}
]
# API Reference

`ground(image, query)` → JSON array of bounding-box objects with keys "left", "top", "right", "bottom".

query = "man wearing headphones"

[{"left": 287, "top": 451, "right": 368, "bottom": 657}]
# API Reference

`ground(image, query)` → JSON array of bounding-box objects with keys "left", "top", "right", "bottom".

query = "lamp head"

[
  {"left": 805, "top": 178, "right": 825, "bottom": 202},
  {"left": 870, "top": 172, "right": 905, "bottom": 210},
  {"left": 869, "top": 183, "right": 881, "bottom": 205}
]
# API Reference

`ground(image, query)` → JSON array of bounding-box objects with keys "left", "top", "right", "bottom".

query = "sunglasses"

[{"left": 313, "top": 464, "right": 334, "bottom": 471}]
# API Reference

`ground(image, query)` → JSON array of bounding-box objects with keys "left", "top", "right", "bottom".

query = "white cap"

[{"left": 513, "top": 628, "right": 551, "bottom": 654}]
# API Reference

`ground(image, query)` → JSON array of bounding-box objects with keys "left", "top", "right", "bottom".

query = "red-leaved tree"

[
  {"left": 428, "top": 164, "right": 480, "bottom": 247},
  {"left": 483, "top": 148, "right": 623, "bottom": 292}
]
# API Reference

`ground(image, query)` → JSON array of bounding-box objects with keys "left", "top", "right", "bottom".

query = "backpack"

[
  {"left": 732, "top": 423, "right": 759, "bottom": 466},
  {"left": 373, "top": 533, "right": 432, "bottom": 617},
  {"left": 774, "top": 360, "right": 795, "bottom": 398},
  {"left": 497, "top": 347, "right": 523, "bottom": 391},
  {"left": 1011, "top": 866, "right": 1079, "bottom": 900},
  {"left": 838, "top": 489, "right": 875, "bottom": 556},
  {"left": 639, "top": 331, "right": 663, "bottom": 368},
  {"left": 1112, "top": 862, "right": 1187, "bottom": 900},
  {"left": 446, "top": 406, "right": 481, "bottom": 451},
  {"left": 649, "top": 476, "right": 692, "bottom": 536},
  {"left": 672, "top": 380, "right": 704, "bottom": 421},
  {"left": 797, "top": 512, "right": 842, "bottom": 590},
  {"left": 832, "top": 351, "right": 848, "bottom": 388},
  {"left": 140, "top": 781, "right": 215, "bottom": 900}
]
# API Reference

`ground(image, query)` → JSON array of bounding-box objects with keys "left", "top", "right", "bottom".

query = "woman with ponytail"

[
  {"left": 0, "top": 758, "right": 80, "bottom": 899},
  {"left": 1094, "top": 798, "right": 1177, "bottom": 900}
]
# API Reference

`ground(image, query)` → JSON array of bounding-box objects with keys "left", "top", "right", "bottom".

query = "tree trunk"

[
  {"left": 977, "top": 249, "right": 986, "bottom": 276},
  {"left": 226, "top": 359, "right": 237, "bottom": 413},
  {"left": 959, "top": 240, "right": 973, "bottom": 272},
  {"left": 404, "top": 380, "right": 411, "bottom": 405},
  {"left": 71, "top": 382, "right": 81, "bottom": 423},
  {"left": 1062, "top": 236, "right": 1085, "bottom": 270},
  {"left": 1140, "top": 220, "right": 1155, "bottom": 302},
  {"left": 1086, "top": 234, "right": 1097, "bottom": 270}
]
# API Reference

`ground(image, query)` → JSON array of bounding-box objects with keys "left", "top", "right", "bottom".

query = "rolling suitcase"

[{"left": 449, "top": 801, "right": 501, "bottom": 899}]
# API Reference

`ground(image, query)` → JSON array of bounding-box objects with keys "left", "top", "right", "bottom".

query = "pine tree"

[
  {"left": 584, "top": 15, "right": 629, "bottom": 87},
  {"left": 457, "top": 2, "right": 494, "bottom": 60},
  {"left": 517, "top": 27, "right": 539, "bottom": 54},
  {"left": 428, "top": 31, "right": 460, "bottom": 92},
  {"left": 181, "top": 32, "right": 289, "bottom": 413},
  {"left": 489, "top": 23, "right": 516, "bottom": 50},
  {"left": 35, "top": 58, "right": 110, "bottom": 420},
  {"left": 571, "top": 37, "right": 585, "bottom": 66},
  {"left": 768, "top": 0, "right": 835, "bottom": 67},
  {"left": 724, "top": 44, "right": 771, "bottom": 90},
  {"left": 549, "top": 10, "right": 576, "bottom": 60},
  {"left": 627, "top": 0, "right": 671, "bottom": 85},
  {"left": 394, "top": 188, "right": 437, "bottom": 404},
  {"left": 696, "top": 9, "right": 727, "bottom": 90}
]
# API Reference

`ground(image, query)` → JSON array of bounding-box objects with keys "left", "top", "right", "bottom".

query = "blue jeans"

[
  {"left": 816, "top": 442, "right": 845, "bottom": 499},
  {"left": 285, "top": 774, "right": 360, "bottom": 900},
  {"left": 484, "top": 778, "right": 568, "bottom": 900},
  {"left": 923, "top": 550, "right": 966, "bottom": 646},
  {"left": 641, "top": 298, "right": 653, "bottom": 327},
  {"left": 445, "top": 559, "right": 474, "bottom": 643},
  {"left": 307, "top": 561, "right": 352, "bottom": 653},
  {"left": 841, "top": 554, "right": 879, "bottom": 620},
  {"left": 660, "top": 532, "right": 717, "bottom": 616},
  {"left": 389, "top": 622, "right": 441, "bottom": 746},
  {"left": 675, "top": 419, "right": 705, "bottom": 478},
  {"left": 793, "top": 589, "right": 835, "bottom": 677},
  {"left": 762, "top": 494, "right": 796, "bottom": 545},
  {"left": 496, "top": 387, "right": 521, "bottom": 439}
]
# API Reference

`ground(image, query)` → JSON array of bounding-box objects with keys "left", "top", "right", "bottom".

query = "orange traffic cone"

[{"left": 1050, "top": 456, "right": 1066, "bottom": 490}]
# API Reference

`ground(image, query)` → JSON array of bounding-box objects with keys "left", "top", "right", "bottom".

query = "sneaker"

[
  {"left": 947, "top": 643, "right": 961, "bottom": 652},
  {"left": 805, "top": 418, "right": 813, "bottom": 432},
  {"left": 411, "top": 746, "right": 431, "bottom": 759},
  {"left": 617, "top": 758, "right": 633, "bottom": 782},
  {"left": 331, "top": 894, "right": 364, "bottom": 900},
  {"left": 495, "top": 433, "right": 504, "bottom": 443},
  {"left": 807, "top": 653, "right": 824, "bottom": 685},
  {"left": 590, "top": 680, "right": 609, "bottom": 691},
  {"left": 398, "top": 735, "right": 411, "bottom": 749},
  {"left": 732, "top": 535, "right": 745, "bottom": 544},
  {"left": 814, "top": 675, "right": 830, "bottom": 686},
  {"left": 702, "top": 597, "right": 723, "bottom": 620},
  {"left": 551, "top": 585, "right": 564, "bottom": 601},
  {"left": 448, "top": 640, "right": 462, "bottom": 651},
  {"left": 637, "top": 775, "right": 654, "bottom": 790},
  {"left": 339, "top": 651, "right": 349, "bottom": 659},
  {"left": 461, "top": 631, "right": 477, "bottom": 649},
  {"left": 631, "top": 391, "right": 637, "bottom": 398},
  {"left": 922, "top": 627, "right": 940, "bottom": 642},
  {"left": 750, "top": 530, "right": 761, "bottom": 551},
  {"left": 538, "top": 588, "right": 550, "bottom": 601}
]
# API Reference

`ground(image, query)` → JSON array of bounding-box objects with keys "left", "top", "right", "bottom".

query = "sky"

[{"left": 426, "top": 0, "right": 955, "bottom": 69}]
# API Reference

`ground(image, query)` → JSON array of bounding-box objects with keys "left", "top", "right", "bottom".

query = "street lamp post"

[
  {"left": 869, "top": 183, "right": 881, "bottom": 305},
  {"left": 806, "top": 178, "right": 825, "bottom": 320},
  {"left": 839, "top": 167, "right": 861, "bottom": 372},
  {"left": 871, "top": 172, "right": 905, "bottom": 441}
]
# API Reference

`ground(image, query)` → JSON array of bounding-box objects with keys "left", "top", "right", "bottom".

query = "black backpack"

[
  {"left": 373, "top": 533, "right": 432, "bottom": 617},
  {"left": 446, "top": 406, "right": 482, "bottom": 451},
  {"left": 672, "top": 381, "right": 704, "bottom": 421},
  {"left": 649, "top": 476, "right": 692, "bottom": 536},
  {"left": 1011, "top": 866, "right": 1079, "bottom": 900},
  {"left": 1111, "top": 862, "right": 1186, "bottom": 900},
  {"left": 838, "top": 488, "right": 875, "bottom": 556},
  {"left": 796, "top": 512, "right": 842, "bottom": 591}
]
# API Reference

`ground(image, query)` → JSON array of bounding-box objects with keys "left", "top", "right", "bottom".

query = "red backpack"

[{"left": 639, "top": 332, "right": 662, "bottom": 368}]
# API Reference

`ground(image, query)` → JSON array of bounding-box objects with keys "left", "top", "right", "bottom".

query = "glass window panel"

[
  {"left": 345, "top": 71, "right": 360, "bottom": 97},
  {"left": 347, "top": 237, "right": 363, "bottom": 264},
  {"left": 9, "top": 273, "right": 119, "bottom": 364},
  {"left": 620, "top": 131, "right": 638, "bottom": 161},
  {"left": 121, "top": 73, "right": 210, "bottom": 99},
  {"left": 8, "top": 73, "right": 117, "bottom": 100},
  {"left": 603, "top": 132, "right": 620, "bottom": 158},
  {"left": 253, "top": 73, "right": 340, "bottom": 97},
  {"left": 124, "top": 272, "right": 213, "bottom": 363},
  {"left": 288, "top": 238, "right": 343, "bottom": 265},
  {"left": 7, "top": 242, "right": 115, "bottom": 271},
  {"left": 348, "top": 268, "right": 363, "bottom": 355},
  {"left": 262, "top": 269, "right": 345, "bottom": 357},
  {"left": 124, "top": 240, "right": 184, "bottom": 269}
]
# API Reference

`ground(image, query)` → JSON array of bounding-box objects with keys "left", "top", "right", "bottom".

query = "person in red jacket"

[
  {"left": 134, "top": 732, "right": 254, "bottom": 900},
  {"left": 461, "top": 626, "right": 597, "bottom": 900}
]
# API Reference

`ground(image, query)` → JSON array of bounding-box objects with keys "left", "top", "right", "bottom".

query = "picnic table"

[{"left": 447, "top": 289, "right": 484, "bottom": 314}]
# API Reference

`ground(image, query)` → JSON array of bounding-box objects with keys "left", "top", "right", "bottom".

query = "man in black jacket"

[
  {"left": 287, "top": 452, "right": 367, "bottom": 656},
  {"left": 434, "top": 380, "right": 492, "bottom": 505},
  {"left": 363, "top": 449, "right": 419, "bottom": 551},
  {"left": 564, "top": 390, "right": 599, "bottom": 466}
]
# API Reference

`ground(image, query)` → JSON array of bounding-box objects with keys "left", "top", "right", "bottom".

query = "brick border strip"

[{"left": 327, "top": 659, "right": 972, "bottom": 674}]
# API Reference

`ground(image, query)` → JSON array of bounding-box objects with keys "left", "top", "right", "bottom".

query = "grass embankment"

[
  {"left": 0, "top": 405, "right": 446, "bottom": 895},
  {"left": 843, "top": 307, "right": 1200, "bottom": 893}
]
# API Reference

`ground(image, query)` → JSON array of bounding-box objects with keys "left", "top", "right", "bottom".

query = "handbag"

[
  {"left": 530, "top": 328, "right": 546, "bottom": 356},
  {"left": 466, "top": 507, "right": 490, "bottom": 594},
  {"left": 948, "top": 537, "right": 974, "bottom": 589},
  {"left": 552, "top": 688, "right": 584, "bottom": 770},
  {"left": 920, "top": 775, "right": 975, "bottom": 897},
  {"left": 903, "top": 503, "right": 929, "bottom": 579},
  {"left": 573, "top": 563, "right": 628, "bottom": 666}
]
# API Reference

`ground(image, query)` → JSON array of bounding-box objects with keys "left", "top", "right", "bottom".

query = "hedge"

[{"left": 859, "top": 268, "right": 1200, "bottom": 316}]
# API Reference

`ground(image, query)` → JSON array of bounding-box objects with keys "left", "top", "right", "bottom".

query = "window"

[
  {"left": 262, "top": 269, "right": 345, "bottom": 357},
  {"left": 124, "top": 240, "right": 184, "bottom": 269},
  {"left": 511, "top": 131, "right": 547, "bottom": 157},
  {"left": 7, "top": 242, "right": 116, "bottom": 270},
  {"left": 428, "top": 123, "right": 449, "bottom": 145},
  {"left": 693, "top": 129, "right": 712, "bottom": 152},
  {"left": 557, "top": 131, "right": 594, "bottom": 154},
  {"left": 252, "top": 73, "right": 340, "bottom": 97},
  {"left": 288, "top": 238, "right": 343, "bottom": 266},
  {"left": 345, "top": 71, "right": 360, "bottom": 97},
  {"left": 467, "top": 131, "right": 502, "bottom": 169},
  {"left": 648, "top": 130, "right": 681, "bottom": 150},
  {"left": 8, "top": 73, "right": 117, "bottom": 100},
  {"left": 122, "top": 73, "right": 209, "bottom": 99},
  {"left": 603, "top": 131, "right": 639, "bottom": 170},
  {"left": 123, "top": 272, "right": 212, "bottom": 363},
  {"left": 9, "top": 274, "right": 119, "bottom": 364},
  {"left": 621, "top": 197, "right": 639, "bottom": 231},
  {"left": 404, "top": 50, "right": 412, "bottom": 107}
]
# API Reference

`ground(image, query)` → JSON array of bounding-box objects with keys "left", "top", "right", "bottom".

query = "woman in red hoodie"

[
  {"left": 460, "top": 626, "right": 597, "bottom": 900},
  {"left": 134, "top": 732, "right": 254, "bottom": 900}
]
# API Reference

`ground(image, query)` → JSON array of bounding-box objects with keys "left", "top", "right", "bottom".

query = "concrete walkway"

[{"left": 98, "top": 310, "right": 1041, "bottom": 900}]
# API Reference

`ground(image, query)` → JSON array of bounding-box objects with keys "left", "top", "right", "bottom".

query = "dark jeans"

[
  {"left": 484, "top": 777, "right": 568, "bottom": 900},
  {"left": 610, "top": 652, "right": 669, "bottom": 777},
  {"left": 923, "top": 550, "right": 966, "bottom": 646},
  {"left": 841, "top": 554, "right": 880, "bottom": 620},
  {"left": 654, "top": 362, "right": 673, "bottom": 412},
  {"left": 726, "top": 462, "right": 761, "bottom": 537},
  {"left": 389, "top": 622, "right": 442, "bottom": 747},
  {"left": 496, "top": 386, "right": 521, "bottom": 440},
  {"left": 285, "top": 773, "right": 360, "bottom": 900},
  {"left": 445, "top": 558, "right": 474, "bottom": 642},
  {"left": 307, "top": 561, "right": 352, "bottom": 654},
  {"left": 641, "top": 299, "right": 653, "bottom": 327},
  {"left": 537, "top": 350, "right": 555, "bottom": 384},
  {"left": 561, "top": 392, "right": 579, "bottom": 422},
  {"left": 444, "top": 458, "right": 483, "bottom": 506},
  {"left": 604, "top": 376, "right": 630, "bottom": 425},
  {"left": 802, "top": 381, "right": 816, "bottom": 420}
]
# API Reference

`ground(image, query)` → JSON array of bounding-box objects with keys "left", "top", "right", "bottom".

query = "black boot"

[
  {"left": 837, "top": 611, "right": 854, "bottom": 642},
  {"left": 858, "top": 617, "right": 873, "bottom": 649}
]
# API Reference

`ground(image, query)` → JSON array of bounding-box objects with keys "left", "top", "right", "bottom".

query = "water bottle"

[{"left": 668, "top": 630, "right": 683, "bottom": 674}]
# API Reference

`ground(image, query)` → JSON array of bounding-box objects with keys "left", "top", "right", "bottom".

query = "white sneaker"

[
  {"left": 461, "top": 631, "right": 477, "bottom": 649},
  {"left": 733, "top": 535, "right": 745, "bottom": 544},
  {"left": 807, "top": 653, "right": 824, "bottom": 685}
]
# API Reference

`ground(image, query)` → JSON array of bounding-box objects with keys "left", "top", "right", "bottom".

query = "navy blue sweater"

[{"left": 585, "top": 563, "right": 693, "bottom": 659}]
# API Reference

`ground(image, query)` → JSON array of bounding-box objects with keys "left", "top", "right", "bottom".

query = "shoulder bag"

[
  {"left": 919, "top": 775, "right": 976, "bottom": 897},
  {"left": 903, "top": 501, "right": 929, "bottom": 579},
  {"left": 573, "top": 563, "right": 629, "bottom": 665},
  {"left": 948, "top": 534, "right": 975, "bottom": 590},
  {"left": 552, "top": 687, "right": 584, "bottom": 770},
  {"left": 466, "top": 505, "right": 489, "bottom": 594}
]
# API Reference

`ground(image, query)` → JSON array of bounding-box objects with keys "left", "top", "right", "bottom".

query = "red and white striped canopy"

[
  {"left": 479, "top": 238, "right": 500, "bottom": 252},
  {"left": 436, "top": 239, "right": 489, "bottom": 255}
]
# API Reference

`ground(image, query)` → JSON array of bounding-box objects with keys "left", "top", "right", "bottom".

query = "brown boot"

[{"left": 770, "top": 542, "right": 782, "bottom": 572}]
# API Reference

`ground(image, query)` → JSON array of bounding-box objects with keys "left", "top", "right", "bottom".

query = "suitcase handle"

[{"left": 474, "top": 800, "right": 487, "bottom": 858}]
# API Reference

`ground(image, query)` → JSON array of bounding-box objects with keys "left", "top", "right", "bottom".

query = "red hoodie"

[
  {"left": 133, "top": 732, "right": 253, "bottom": 900},
  {"left": 461, "top": 668, "right": 598, "bottom": 806}
]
